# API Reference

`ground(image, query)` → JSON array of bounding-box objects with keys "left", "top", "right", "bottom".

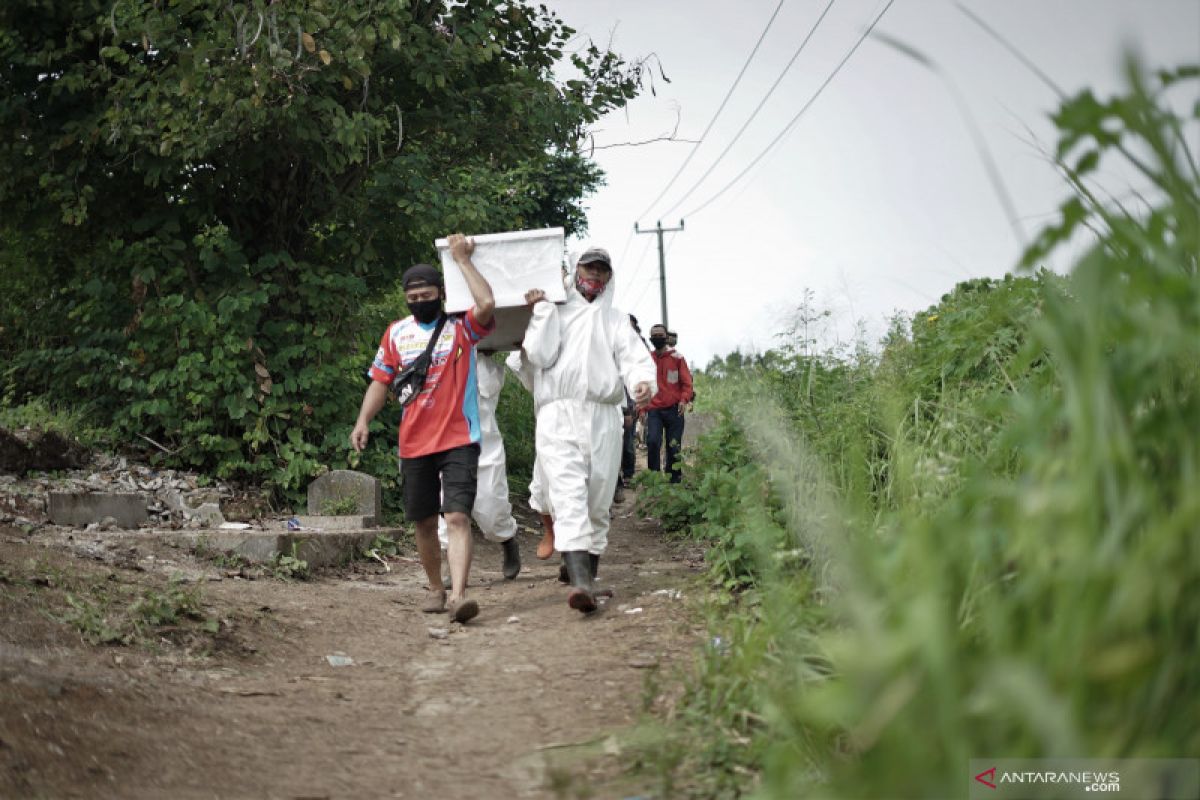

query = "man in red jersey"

[
  {"left": 645, "top": 323, "right": 694, "bottom": 483},
  {"left": 350, "top": 233, "right": 495, "bottom": 624}
]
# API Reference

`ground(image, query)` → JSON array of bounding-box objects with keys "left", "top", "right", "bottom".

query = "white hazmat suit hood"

[{"left": 521, "top": 247, "right": 656, "bottom": 556}]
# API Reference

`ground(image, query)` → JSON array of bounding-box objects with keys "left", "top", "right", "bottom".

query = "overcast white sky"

[{"left": 547, "top": 0, "right": 1200, "bottom": 368}]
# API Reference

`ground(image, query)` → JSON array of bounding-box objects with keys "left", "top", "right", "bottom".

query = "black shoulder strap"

[{"left": 420, "top": 313, "right": 448, "bottom": 360}]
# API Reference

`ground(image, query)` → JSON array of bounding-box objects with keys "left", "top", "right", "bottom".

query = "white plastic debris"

[{"left": 325, "top": 653, "right": 354, "bottom": 667}]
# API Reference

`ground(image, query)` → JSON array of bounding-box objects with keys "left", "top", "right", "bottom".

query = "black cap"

[
  {"left": 577, "top": 247, "right": 612, "bottom": 269},
  {"left": 402, "top": 263, "right": 443, "bottom": 290}
]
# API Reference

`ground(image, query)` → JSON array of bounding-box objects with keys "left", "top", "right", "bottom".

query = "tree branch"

[{"left": 591, "top": 135, "right": 699, "bottom": 151}]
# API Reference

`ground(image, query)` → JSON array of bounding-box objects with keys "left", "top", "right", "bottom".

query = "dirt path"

[{"left": 0, "top": 497, "right": 706, "bottom": 799}]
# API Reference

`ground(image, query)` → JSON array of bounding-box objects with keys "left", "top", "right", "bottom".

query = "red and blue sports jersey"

[{"left": 368, "top": 308, "right": 494, "bottom": 458}]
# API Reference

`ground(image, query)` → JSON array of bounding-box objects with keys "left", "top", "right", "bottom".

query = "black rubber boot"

[
  {"left": 562, "top": 551, "right": 596, "bottom": 613},
  {"left": 558, "top": 556, "right": 569, "bottom": 584},
  {"left": 588, "top": 553, "right": 600, "bottom": 581},
  {"left": 501, "top": 537, "right": 521, "bottom": 580}
]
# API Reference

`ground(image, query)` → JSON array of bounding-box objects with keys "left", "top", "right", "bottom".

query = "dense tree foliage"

[{"left": 0, "top": 0, "right": 648, "bottom": 495}]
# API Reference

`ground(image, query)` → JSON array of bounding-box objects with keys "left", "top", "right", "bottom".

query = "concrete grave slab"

[
  {"left": 48, "top": 492, "right": 149, "bottom": 528},
  {"left": 162, "top": 527, "right": 402, "bottom": 569},
  {"left": 307, "top": 470, "right": 381, "bottom": 525}
]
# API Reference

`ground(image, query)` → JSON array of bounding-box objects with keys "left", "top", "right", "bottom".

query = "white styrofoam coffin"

[{"left": 435, "top": 227, "right": 567, "bottom": 351}]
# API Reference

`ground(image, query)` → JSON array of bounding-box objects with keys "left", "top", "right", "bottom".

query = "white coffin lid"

[{"left": 436, "top": 227, "right": 567, "bottom": 314}]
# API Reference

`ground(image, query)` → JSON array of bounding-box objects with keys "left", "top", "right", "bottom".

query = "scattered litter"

[
  {"left": 325, "top": 653, "right": 354, "bottom": 667},
  {"left": 651, "top": 588, "right": 684, "bottom": 600},
  {"left": 428, "top": 628, "right": 449, "bottom": 640},
  {"left": 219, "top": 521, "right": 251, "bottom": 530},
  {"left": 286, "top": 517, "right": 322, "bottom": 532},
  {"left": 623, "top": 607, "right": 643, "bottom": 615},
  {"left": 365, "top": 549, "right": 391, "bottom": 572},
  {"left": 506, "top": 615, "right": 520, "bottom": 624},
  {"left": 710, "top": 636, "right": 730, "bottom": 655}
]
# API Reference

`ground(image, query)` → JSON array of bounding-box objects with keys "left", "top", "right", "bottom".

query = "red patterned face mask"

[{"left": 576, "top": 276, "right": 607, "bottom": 300}]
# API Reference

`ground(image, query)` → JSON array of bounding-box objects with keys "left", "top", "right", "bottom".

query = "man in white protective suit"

[
  {"left": 436, "top": 352, "right": 521, "bottom": 580},
  {"left": 521, "top": 245, "right": 656, "bottom": 613}
]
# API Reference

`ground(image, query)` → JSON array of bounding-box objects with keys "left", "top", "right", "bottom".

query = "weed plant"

[{"left": 638, "top": 61, "right": 1200, "bottom": 797}]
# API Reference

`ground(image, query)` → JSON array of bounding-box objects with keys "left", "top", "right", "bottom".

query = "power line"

[
  {"left": 679, "top": 0, "right": 896, "bottom": 221},
  {"left": 635, "top": 0, "right": 789, "bottom": 223},
  {"left": 613, "top": 227, "right": 635, "bottom": 269},
  {"left": 618, "top": 234, "right": 655, "bottom": 306},
  {"left": 654, "top": 0, "right": 839, "bottom": 221}
]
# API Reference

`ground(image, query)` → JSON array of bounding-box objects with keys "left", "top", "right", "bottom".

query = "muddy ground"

[{"left": 0, "top": 493, "right": 707, "bottom": 799}]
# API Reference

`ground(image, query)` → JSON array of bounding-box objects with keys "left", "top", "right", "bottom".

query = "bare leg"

[
  {"left": 443, "top": 511, "right": 474, "bottom": 604},
  {"left": 536, "top": 514, "right": 556, "bottom": 559},
  {"left": 413, "top": 515, "right": 443, "bottom": 590}
]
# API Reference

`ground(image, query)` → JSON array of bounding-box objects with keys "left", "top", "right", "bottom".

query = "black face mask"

[
  {"left": 409, "top": 298, "right": 442, "bottom": 324},
  {"left": 650, "top": 335, "right": 668, "bottom": 350}
]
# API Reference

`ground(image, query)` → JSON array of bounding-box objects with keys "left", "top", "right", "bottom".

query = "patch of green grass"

[
  {"left": 55, "top": 575, "right": 218, "bottom": 647},
  {"left": 319, "top": 495, "right": 359, "bottom": 516},
  {"left": 0, "top": 398, "right": 111, "bottom": 447},
  {"left": 272, "top": 542, "right": 310, "bottom": 581}
]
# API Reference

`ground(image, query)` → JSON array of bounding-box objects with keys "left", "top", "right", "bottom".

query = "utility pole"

[{"left": 634, "top": 219, "right": 684, "bottom": 329}]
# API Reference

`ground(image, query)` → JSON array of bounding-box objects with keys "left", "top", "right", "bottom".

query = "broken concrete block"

[
  {"left": 48, "top": 492, "right": 149, "bottom": 528},
  {"left": 183, "top": 502, "right": 225, "bottom": 528},
  {"left": 307, "top": 470, "right": 381, "bottom": 524}
]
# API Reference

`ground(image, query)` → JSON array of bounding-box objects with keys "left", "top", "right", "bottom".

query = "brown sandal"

[
  {"left": 421, "top": 588, "right": 447, "bottom": 613},
  {"left": 535, "top": 514, "right": 556, "bottom": 560},
  {"left": 448, "top": 598, "right": 479, "bottom": 624}
]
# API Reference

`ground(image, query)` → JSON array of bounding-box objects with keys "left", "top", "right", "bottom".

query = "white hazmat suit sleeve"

[
  {"left": 522, "top": 300, "right": 562, "bottom": 370},
  {"left": 504, "top": 348, "right": 536, "bottom": 394},
  {"left": 613, "top": 320, "right": 657, "bottom": 401}
]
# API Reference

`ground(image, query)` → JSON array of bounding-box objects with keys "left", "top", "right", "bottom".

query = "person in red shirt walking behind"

[
  {"left": 350, "top": 234, "right": 495, "bottom": 624},
  {"left": 645, "top": 323, "right": 694, "bottom": 483}
]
